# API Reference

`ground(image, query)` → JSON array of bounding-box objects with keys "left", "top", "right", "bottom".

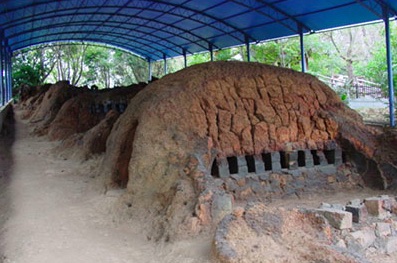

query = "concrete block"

[
  {"left": 237, "top": 156, "right": 248, "bottom": 176},
  {"left": 316, "top": 151, "right": 329, "bottom": 166},
  {"left": 218, "top": 158, "right": 230, "bottom": 178},
  {"left": 271, "top": 160, "right": 282, "bottom": 172},
  {"left": 304, "top": 150, "right": 314, "bottom": 168},
  {"left": 364, "top": 197, "right": 388, "bottom": 218},
  {"left": 271, "top": 151, "right": 280, "bottom": 162},
  {"left": 254, "top": 155, "right": 265, "bottom": 174},
  {"left": 345, "top": 204, "right": 368, "bottom": 223},
  {"left": 287, "top": 151, "right": 298, "bottom": 170},
  {"left": 334, "top": 148, "right": 343, "bottom": 166},
  {"left": 317, "top": 208, "right": 352, "bottom": 230}
]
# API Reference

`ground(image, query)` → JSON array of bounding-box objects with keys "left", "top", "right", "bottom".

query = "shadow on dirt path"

[{"left": 0, "top": 106, "right": 15, "bottom": 263}]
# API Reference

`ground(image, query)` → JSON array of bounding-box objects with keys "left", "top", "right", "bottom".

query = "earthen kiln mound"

[{"left": 100, "top": 61, "right": 396, "bottom": 241}]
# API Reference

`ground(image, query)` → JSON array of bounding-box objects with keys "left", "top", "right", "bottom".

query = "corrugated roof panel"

[
  {"left": 205, "top": 2, "right": 249, "bottom": 19},
  {"left": 0, "top": 0, "right": 395, "bottom": 60}
]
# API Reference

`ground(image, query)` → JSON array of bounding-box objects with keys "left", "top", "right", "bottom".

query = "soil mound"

[
  {"left": 81, "top": 110, "right": 120, "bottom": 159},
  {"left": 29, "top": 81, "right": 81, "bottom": 134},
  {"left": 101, "top": 61, "right": 396, "bottom": 240},
  {"left": 48, "top": 93, "right": 99, "bottom": 140},
  {"left": 18, "top": 81, "right": 146, "bottom": 146}
]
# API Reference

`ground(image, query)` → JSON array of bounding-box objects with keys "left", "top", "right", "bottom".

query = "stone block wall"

[{"left": 210, "top": 143, "right": 347, "bottom": 200}]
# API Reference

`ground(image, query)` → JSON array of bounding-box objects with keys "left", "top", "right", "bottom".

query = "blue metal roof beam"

[
  {"left": 7, "top": 24, "right": 186, "bottom": 57},
  {"left": 6, "top": 20, "right": 209, "bottom": 56},
  {"left": 231, "top": 0, "right": 310, "bottom": 34},
  {"left": 2, "top": 6, "right": 222, "bottom": 57},
  {"left": 153, "top": 0, "right": 254, "bottom": 42},
  {"left": 12, "top": 36, "right": 162, "bottom": 61},
  {"left": 13, "top": 40, "right": 146, "bottom": 59}
]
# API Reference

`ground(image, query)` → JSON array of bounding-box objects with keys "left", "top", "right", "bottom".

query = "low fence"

[
  {"left": 314, "top": 74, "right": 396, "bottom": 126},
  {"left": 315, "top": 74, "right": 386, "bottom": 99}
]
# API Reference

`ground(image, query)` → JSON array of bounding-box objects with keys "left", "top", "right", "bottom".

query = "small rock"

[
  {"left": 232, "top": 207, "right": 245, "bottom": 217},
  {"left": 319, "top": 203, "right": 332, "bottom": 209},
  {"left": 211, "top": 194, "right": 233, "bottom": 223},
  {"left": 331, "top": 204, "right": 345, "bottom": 211},
  {"left": 335, "top": 239, "right": 347, "bottom": 249},
  {"left": 375, "top": 222, "right": 391, "bottom": 237},
  {"left": 385, "top": 236, "right": 397, "bottom": 254},
  {"left": 349, "top": 229, "right": 376, "bottom": 250},
  {"left": 347, "top": 199, "right": 362, "bottom": 206},
  {"left": 327, "top": 176, "right": 336, "bottom": 183}
]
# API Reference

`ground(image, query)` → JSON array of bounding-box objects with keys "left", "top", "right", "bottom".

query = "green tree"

[
  {"left": 113, "top": 50, "right": 148, "bottom": 85},
  {"left": 12, "top": 47, "right": 56, "bottom": 89},
  {"left": 355, "top": 23, "right": 397, "bottom": 93}
]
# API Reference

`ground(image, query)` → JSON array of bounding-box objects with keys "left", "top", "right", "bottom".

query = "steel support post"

[
  {"left": 148, "top": 59, "right": 152, "bottom": 82},
  {"left": 299, "top": 25, "right": 307, "bottom": 73},
  {"left": 7, "top": 48, "right": 12, "bottom": 101},
  {"left": 163, "top": 53, "right": 167, "bottom": 75},
  {"left": 183, "top": 49, "right": 187, "bottom": 68},
  {"left": 209, "top": 43, "right": 214, "bottom": 62},
  {"left": 245, "top": 36, "right": 251, "bottom": 62},
  {"left": 0, "top": 39, "right": 4, "bottom": 106},
  {"left": 4, "top": 48, "right": 8, "bottom": 102},
  {"left": 384, "top": 7, "right": 395, "bottom": 127}
]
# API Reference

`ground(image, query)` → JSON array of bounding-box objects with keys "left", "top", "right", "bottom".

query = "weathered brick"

[
  {"left": 287, "top": 151, "right": 298, "bottom": 170},
  {"left": 304, "top": 149, "right": 314, "bottom": 168},
  {"left": 218, "top": 158, "right": 230, "bottom": 178},
  {"left": 364, "top": 197, "right": 388, "bottom": 218},
  {"left": 317, "top": 208, "right": 352, "bottom": 230},
  {"left": 254, "top": 155, "right": 265, "bottom": 174},
  {"left": 237, "top": 156, "right": 248, "bottom": 176},
  {"left": 316, "top": 151, "right": 329, "bottom": 166},
  {"left": 271, "top": 152, "right": 282, "bottom": 172},
  {"left": 334, "top": 148, "right": 343, "bottom": 166}
]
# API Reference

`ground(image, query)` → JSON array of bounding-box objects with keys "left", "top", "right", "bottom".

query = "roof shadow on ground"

[{"left": 0, "top": 105, "right": 15, "bottom": 261}]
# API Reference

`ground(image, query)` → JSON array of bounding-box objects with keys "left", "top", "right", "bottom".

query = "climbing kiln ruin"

[
  {"left": 100, "top": 61, "right": 396, "bottom": 240},
  {"left": 17, "top": 61, "right": 396, "bottom": 241}
]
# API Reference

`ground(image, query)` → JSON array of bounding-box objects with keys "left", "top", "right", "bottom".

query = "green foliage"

[
  {"left": 12, "top": 47, "right": 56, "bottom": 89},
  {"left": 10, "top": 22, "right": 397, "bottom": 99},
  {"left": 12, "top": 43, "right": 149, "bottom": 91},
  {"left": 252, "top": 38, "right": 301, "bottom": 70},
  {"left": 355, "top": 24, "right": 397, "bottom": 94},
  {"left": 12, "top": 64, "right": 41, "bottom": 88},
  {"left": 188, "top": 52, "right": 210, "bottom": 66}
]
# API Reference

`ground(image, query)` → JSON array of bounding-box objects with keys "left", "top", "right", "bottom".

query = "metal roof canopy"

[
  {"left": 0, "top": 0, "right": 396, "bottom": 61},
  {"left": 0, "top": 0, "right": 396, "bottom": 126}
]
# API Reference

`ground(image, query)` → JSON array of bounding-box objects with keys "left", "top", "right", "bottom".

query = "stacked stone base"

[
  {"left": 212, "top": 195, "right": 397, "bottom": 263},
  {"left": 209, "top": 143, "right": 359, "bottom": 202}
]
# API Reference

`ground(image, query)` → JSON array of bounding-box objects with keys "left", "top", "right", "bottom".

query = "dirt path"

[{"left": 0, "top": 114, "right": 212, "bottom": 263}]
